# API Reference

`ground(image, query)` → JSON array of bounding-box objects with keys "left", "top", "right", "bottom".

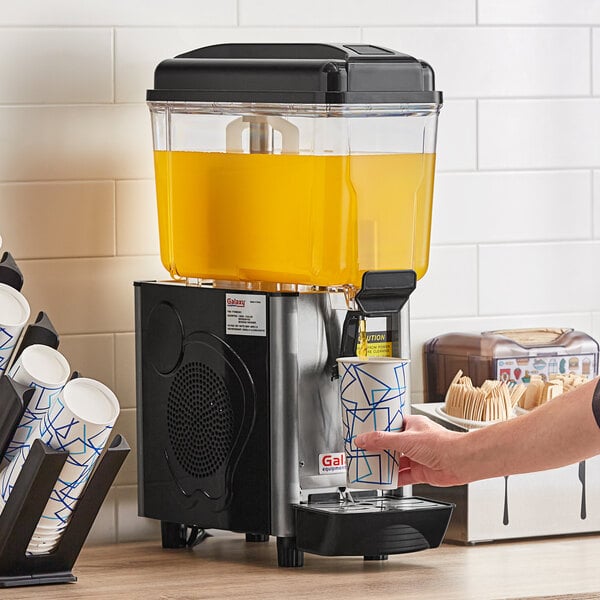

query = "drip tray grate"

[{"left": 294, "top": 496, "right": 453, "bottom": 557}]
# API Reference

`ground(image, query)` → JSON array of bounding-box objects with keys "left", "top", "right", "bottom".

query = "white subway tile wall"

[
  {"left": 238, "top": 0, "right": 476, "bottom": 26},
  {"left": 479, "top": 100, "right": 600, "bottom": 170},
  {"left": 0, "top": 1, "right": 598, "bottom": 545},
  {"left": 478, "top": 1, "right": 600, "bottom": 25},
  {"left": 364, "top": 27, "right": 591, "bottom": 98}
]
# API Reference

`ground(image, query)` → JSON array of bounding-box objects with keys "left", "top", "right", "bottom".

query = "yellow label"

[
  {"left": 367, "top": 342, "right": 393, "bottom": 358},
  {"left": 365, "top": 331, "right": 393, "bottom": 357}
]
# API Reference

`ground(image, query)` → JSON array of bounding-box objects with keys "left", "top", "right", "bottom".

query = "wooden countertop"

[{"left": 3, "top": 533, "right": 600, "bottom": 600}]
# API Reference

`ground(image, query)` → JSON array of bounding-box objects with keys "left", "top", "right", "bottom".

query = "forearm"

[{"left": 458, "top": 377, "right": 600, "bottom": 481}]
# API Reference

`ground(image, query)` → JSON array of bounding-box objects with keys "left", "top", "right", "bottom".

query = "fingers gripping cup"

[
  {"left": 336, "top": 357, "right": 409, "bottom": 490},
  {"left": 0, "top": 283, "right": 30, "bottom": 374}
]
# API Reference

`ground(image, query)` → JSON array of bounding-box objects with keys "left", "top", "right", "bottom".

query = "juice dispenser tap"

[
  {"left": 338, "top": 270, "right": 417, "bottom": 370},
  {"left": 136, "top": 43, "right": 453, "bottom": 568}
]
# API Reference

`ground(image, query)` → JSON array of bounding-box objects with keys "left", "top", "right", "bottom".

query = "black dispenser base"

[{"left": 294, "top": 496, "right": 453, "bottom": 558}]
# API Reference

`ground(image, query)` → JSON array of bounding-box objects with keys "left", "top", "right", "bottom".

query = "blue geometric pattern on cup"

[
  {"left": 38, "top": 398, "right": 112, "bottom": 525},
  {"left": 39, "top": 462, "right": 96, "bottom": 525},
  {"left": 4, "top": 369, "right": 64, "bottom": 462},
  {"left": 340, "top": 361, "right": 407, "bottom": 486},
  {"left": 0, "top": 327, "right": 16, "bottom": 373},
  {"left": 40, "top": 397, "right": 112, "bottom": 459},
  {"left": 0, "top": 447, "right": 27, "bottom": 504}
]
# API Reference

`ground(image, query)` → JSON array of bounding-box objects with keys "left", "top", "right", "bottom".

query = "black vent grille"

[{"left": 167, "top": 361, "right": 233, "bottom": 479}]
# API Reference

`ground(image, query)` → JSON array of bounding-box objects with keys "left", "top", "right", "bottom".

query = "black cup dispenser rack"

[
  {"left": 0, "top": 254, "right": 130, "bottom": 587},
  {"left": 0, "top": 377, "right": 130, "bottom": 588}
]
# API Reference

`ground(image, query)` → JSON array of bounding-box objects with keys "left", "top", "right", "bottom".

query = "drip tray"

[{"left": 294, "top": 496, "right": 454, "bottom": 557}]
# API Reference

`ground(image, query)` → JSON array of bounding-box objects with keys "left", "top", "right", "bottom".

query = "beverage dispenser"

[{"left": 135, "top": 43, "right": 453, "bottom": 567}]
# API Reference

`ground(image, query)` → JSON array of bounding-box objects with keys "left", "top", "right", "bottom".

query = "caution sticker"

[{"left": 366, "top": 331, "right": 393, "bottom": 358}]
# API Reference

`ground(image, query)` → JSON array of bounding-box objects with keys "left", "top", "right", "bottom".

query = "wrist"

[{"left": 451, "top": 427, "right": 496, "bottom": 484}]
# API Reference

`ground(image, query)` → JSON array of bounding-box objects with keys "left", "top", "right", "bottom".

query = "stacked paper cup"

[
  {"left": 0, "top": 375, "right": 120, "bottom": 554},
  {"left": 27, "top": 378, "right": 120, "bottom": 554},
  {"left": 0, "top": 283, "right": 30, "bottom": 376},
  {"left": 0, "top": 344, "right": 71, "bottom": 512},
  {"left": 2, "top": 345, "right": 71, "bottom": 467}
]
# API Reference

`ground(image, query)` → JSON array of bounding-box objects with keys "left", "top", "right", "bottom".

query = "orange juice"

[{"left": 153, "top": 151, "right": 436, "bottom": 287}]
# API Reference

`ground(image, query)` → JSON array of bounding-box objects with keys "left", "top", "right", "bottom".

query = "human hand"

[{"left": 354, "top": 415, "right": 469, "bottom": 487}]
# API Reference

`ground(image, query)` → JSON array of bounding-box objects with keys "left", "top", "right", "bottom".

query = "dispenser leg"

[
  {"left": 245, "top": 533, "right": 269, "bottom": 543},
  {"left": 364, "top": 554, "right": 389, "bottom": 561},
  {"left": 276, "top": 537, "right": 304, "bottom": 567},
  {"left": 161, "top": 521, "right": 187, "bottom": 549}
]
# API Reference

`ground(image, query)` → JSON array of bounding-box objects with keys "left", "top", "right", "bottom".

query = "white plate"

[{"left": 435, "top": 406, "right": 505, "bottom": 429}]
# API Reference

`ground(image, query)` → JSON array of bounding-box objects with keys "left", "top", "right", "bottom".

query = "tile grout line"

[
  {"left": 475, "top": 98, "right": 479, "bottom": 171},
  {"left": 111, "top": 27, "right": 116, "bottom": 104},
  {"left": 412, "top": 310, "right": 596, "bottom": 321},
  {"left": 592, "top": 170, "right": 596, "bottom": 240},
  {"left": 112, "top": 179, "right": 117, "bottom": 257},
  {"left": 591, "top": 26, "right": 595, "bottom": 96},
  {"left": 1, "top": 23, "right": 600, "bottom": 29},
  {"left": 475, "top": 243, "right": 481, "bottom": 317}
]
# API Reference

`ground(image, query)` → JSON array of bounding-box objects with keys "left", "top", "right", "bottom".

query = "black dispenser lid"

[{"left": 147, "top": 43, "right": 442, "bottom": 104}]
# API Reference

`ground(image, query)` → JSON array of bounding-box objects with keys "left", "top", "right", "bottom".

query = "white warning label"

[{"left": 225, "top": 293, "right": 266, "bottom": 337}]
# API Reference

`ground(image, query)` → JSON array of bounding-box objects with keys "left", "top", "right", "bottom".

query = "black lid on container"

[{"left": 147, "top": 43, "right": 442, "bottom": 104}]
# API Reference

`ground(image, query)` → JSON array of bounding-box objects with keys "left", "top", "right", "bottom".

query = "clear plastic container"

[
  {"left": 147, "top": 44, "right": 442, "bottom": 288},
  {"left": 150, "top": 102, "right": 439, "bottom": 287}
]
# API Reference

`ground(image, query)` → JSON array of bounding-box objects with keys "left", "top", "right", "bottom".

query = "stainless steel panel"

[
  {"left": 296, "top": 292, "right": 347, "bottom": 491},
  {"left": 269, "top": 295, "right": 300, "bottom": 537},
  {"left": 271, "top": 290, "right": 412, "bottom": 528},
  {"left": 398, "top": 300, "right": 412, "bottom": 498}
]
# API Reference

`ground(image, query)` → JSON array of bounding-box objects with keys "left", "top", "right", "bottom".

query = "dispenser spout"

[
  {"left": 332, "top": 270, "right": 417, "bottom": 379},
  {"left": 355, "top": 270, "right": 417, "bottom": 316}
]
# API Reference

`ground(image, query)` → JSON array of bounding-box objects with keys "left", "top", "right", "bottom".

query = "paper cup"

[
  {"left": 27, "top": 378, "right": 119, "bottom": 550},
  {"left": 26, "top": 538, "right": 59, "bottom": 555},
  {"left": 29, "top": 530, "right": 61, "bottom": 553},
  {"left": 0, "top": 446, "right": 72, "bottom": 526},
  {"left": 4, "top": 345, "right": 71, "bottom": 463},
  {"left": 31, "top": 530, "right": 60, "bottom": 541},
  {"left": 0, "top": 446, "right": 27, "bottom": 511},
  {"left": 336, "top": 357, "right": 409, "bottom": 490},
  {"left": 0, "top": 283, "right": 30, "bottom": 375}
]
